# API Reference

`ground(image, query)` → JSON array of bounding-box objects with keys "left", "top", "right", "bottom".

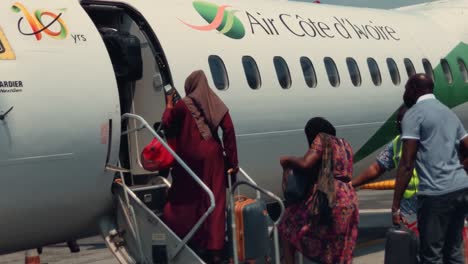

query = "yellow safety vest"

[{"left": 392, "top": 135, "right": 419, "bottom": 199}]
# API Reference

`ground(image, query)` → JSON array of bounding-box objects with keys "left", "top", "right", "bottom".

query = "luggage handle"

[
  {"left": 234, "top": 195, "right": 251, "bottom": 202},
  {"left": 231, "top": 181, "right": 285, "bottom": 227},
  {"left": 229, "top": 168, "right": 261, "bottom": 200},
  {"left": 391, "top": 223, "right": 414, "bottom": 234},
  {"left": 229, "top": 180, "right": 285, "bottom": 264}
]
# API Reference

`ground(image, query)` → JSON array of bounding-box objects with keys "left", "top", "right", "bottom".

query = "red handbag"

[{"left": 141, "top": 137, "right": 176, "bottom": 172}]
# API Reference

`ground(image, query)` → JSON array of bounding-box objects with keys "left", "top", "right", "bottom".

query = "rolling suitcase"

[
  {"left": 228, "top": 196, "right": 271, "bottom": 263},
  {"left": 384, "top": 225, "right": 419, "bottom": 264}
]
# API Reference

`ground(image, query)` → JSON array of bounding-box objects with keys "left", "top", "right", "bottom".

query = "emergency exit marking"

[{"left": 0, "top": 27, "right": 16, "bottom": 60}]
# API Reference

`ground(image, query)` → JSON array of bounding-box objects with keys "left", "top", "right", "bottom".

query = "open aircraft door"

[{"left": 82, "top": 1, "right": 174, "bottom": 184}]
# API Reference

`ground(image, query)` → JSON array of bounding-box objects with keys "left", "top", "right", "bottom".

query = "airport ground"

[{"left": 0, "top": 190, "right": 392, "bottom": 264}]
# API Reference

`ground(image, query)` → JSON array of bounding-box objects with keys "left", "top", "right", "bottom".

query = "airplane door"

[
  {"left": 83, "top": 3, "right": 173, "bottom": 183},
  {"left": 124, "top": 18, "right": 169, "bottom": 180}
]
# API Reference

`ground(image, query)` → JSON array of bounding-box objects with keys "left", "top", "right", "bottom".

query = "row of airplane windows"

[{"left": 207, "top": 55, "right": 468, "bottom": 90}]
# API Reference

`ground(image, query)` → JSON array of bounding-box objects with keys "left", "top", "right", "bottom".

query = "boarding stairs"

[{"left": 103, "top": 113, "right": 285, "bottom": 264}]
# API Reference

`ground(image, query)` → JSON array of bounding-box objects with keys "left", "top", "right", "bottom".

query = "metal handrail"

[
  {"left": 121, "top": 113, "right": 215, "bottom": 259},
  {"left": 130, "top": 176, "right": 172, "bottom": 192},
  {"left": 238, "top": 168, "right": 261, "bottom": 199},
  {"left": 116, "top": 182, "right": 205, "bottom": 263},
  {"left": 130, "top": 183, "right": 168, "bottom": 193},
  {"left": 229, "top": 180, "right": 285, "bottom": 264},
  {"left": 117, "top": 161, "right": 146, "bottom": 263}
]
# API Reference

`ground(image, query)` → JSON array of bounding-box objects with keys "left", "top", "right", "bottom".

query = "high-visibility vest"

[{"left": 392, "top": 135, "right": 419, "bottom": 199}]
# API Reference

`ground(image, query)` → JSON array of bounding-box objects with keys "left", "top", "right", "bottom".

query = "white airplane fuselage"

[{"left": 1, "top": 0, "right": 468, "bottom": 255}]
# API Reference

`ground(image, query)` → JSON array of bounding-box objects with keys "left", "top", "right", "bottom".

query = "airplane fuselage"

[{"left": 1, "top": 0, "right": 468, "bottom": 255}]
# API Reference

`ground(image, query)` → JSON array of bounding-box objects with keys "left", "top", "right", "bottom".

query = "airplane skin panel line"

[
  {"left": 0, "top": 153, "right": 74, "bottom": 167},
  {"left": 237, "top": 121, "right": 385, "bottom": 137}
]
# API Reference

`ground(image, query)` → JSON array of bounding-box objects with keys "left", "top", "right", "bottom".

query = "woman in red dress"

[
  {"left": 279, "top": 117, "right": 359, "bottom": 264},
  {"left": 162, "top": 70, "right": 238, "bottom": 263}
]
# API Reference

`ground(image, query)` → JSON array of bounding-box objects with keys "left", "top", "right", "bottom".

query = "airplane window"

[
  {"left": 242, "top": 56, "right": 262, "bottom": 89},
  {"left": 208, "top": 55, "right": 229, "bottom": 90},
  {"left": 346, "top": 58, "right": 361, "bottom": 87},
  {"left": 441, "top": 59, "right": 453, "bottom": 84},
  {"left": 422, "top": 59, "right": 434, "bottom": 81},
  {"left": 457, "top": 58, "right": 468, "bottom": 83},
  {"left": 404, "top": 58, "right": 416, "bottom": 78},
  {"left": 367, "top": 58, "right": 382, "bottom": 86},
  {"left": 274, "top": 56, "right": 292, "bottom": 89},
  {"left": 324, "top": 57, "right": 340, "bottom": 87},
  {"left": 300, "top": 57, "right": 317, "bottom": 88},
  {"left": 386, "top": 58, "right": 401, "bottom": 85}
]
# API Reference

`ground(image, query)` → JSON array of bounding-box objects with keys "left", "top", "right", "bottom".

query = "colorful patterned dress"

[{"left": 279, "top": 134, "right": 359, "bottom": 264}]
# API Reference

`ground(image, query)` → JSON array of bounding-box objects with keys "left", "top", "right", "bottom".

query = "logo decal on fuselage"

[
  {"left": 0, "top": 81, "right": 23, "bottom": 94},
  {"left": 179, "top": 1, "right": 246, "bottom": 40},
  {"left": 11, "top": 2, "right": 69, "bottom": 41},
  {"left": 0, "top": 27, "right": 16, "bottom": 60}
]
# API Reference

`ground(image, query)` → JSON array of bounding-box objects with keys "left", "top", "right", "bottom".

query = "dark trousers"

[{"left": 418, "top": 188, "right": 468, "bottom": 264}]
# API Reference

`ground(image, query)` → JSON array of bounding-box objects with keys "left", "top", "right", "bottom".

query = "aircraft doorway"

[{"left": 83, "top": 2, "right": 173, "bottom": 184}]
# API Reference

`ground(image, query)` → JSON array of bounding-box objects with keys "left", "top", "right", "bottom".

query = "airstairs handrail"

[
  {"left": 116, "top": 182, "right": 205, "bottom": 263},
  {"left": 229, "top": 180, "right": 286, "bottom": 264},
  {"left": 117, "top": 161, "right": 146, "bottom": 263},
  {"left": 238, "top": 168, "right": 261, "bottom": 199},
  {"left": 121, "top": 113, "right": 216, "bottom": 259}
]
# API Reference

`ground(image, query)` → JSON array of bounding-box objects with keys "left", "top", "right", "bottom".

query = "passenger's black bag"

[
  {"left": 384, "top": 225, "right": 419, "bottom": 264},
  {"left": 283, "top": 169, "right": 313, "bottom": 204}
]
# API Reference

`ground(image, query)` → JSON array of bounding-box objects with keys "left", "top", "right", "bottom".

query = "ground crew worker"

[{"left": 352, "top": 105, "right": 419, "bottom": 232}]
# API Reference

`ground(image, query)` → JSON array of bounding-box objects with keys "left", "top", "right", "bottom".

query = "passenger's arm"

[
  {"left": 351, "top": 162, "right": 386, "bottom": 188},
  {"left": 392, "top": 139, "right": 418, "bottom": 224},
  {"left": 280, "top": 134, "right": 323, "bottom": 171},
  {"left": 460, "top": 137, "right": 468, "bottom": 172},
  {"left": 166, "top": 92, "right": 175, "bottom": 109},
  {"left": 456, "top": 121, "right": 468, "bottom": 172},
  {"left": 220, "top": 112, "right": 239, "bottom": 173},
  {"left": 280, "top": 149, "right": 321, "bottom": 171},
  {"left": 162, "top": 99, "right": 182, "bottom": 133}
]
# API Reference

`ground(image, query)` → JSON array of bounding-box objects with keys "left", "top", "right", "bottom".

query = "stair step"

[{"left": 107, "top": 184, "right": 205, "bottom": 264}]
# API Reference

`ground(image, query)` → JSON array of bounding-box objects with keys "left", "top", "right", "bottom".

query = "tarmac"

[
  {"left": 0, "top": 235, "right": 387, "bottom": 264},
  {"left": 0, "top": 190, "right": 393, "bottom": 264}
]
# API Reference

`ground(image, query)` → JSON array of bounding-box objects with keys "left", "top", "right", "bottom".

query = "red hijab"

[{"left": 183, "top": 70, "right": 228, "bottom": 140}]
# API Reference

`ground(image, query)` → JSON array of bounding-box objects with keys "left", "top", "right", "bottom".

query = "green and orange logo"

[
  {"left": 11, "top": 2, "right": 68, "bottom": 41},
  {"left": 179, "top": 1, "right": 245, "bottom": 40}
]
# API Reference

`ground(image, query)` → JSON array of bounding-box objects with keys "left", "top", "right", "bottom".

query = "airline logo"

[
  {"left": 179, "top": 1, "right": 400, "bottom": 42},
  {"left": 0, "top": 27, "right": 16, "bottom": 60},
  {"left": 11, "top": 2, "right": 69, "bottom": 41},
  {"left": 179, "top": 1, "right": 246, "bottom": 40}
]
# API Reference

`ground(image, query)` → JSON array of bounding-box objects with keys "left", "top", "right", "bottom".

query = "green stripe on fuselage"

[{"left": 354, "top": 42, "right": 468, "bottom": 162}]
